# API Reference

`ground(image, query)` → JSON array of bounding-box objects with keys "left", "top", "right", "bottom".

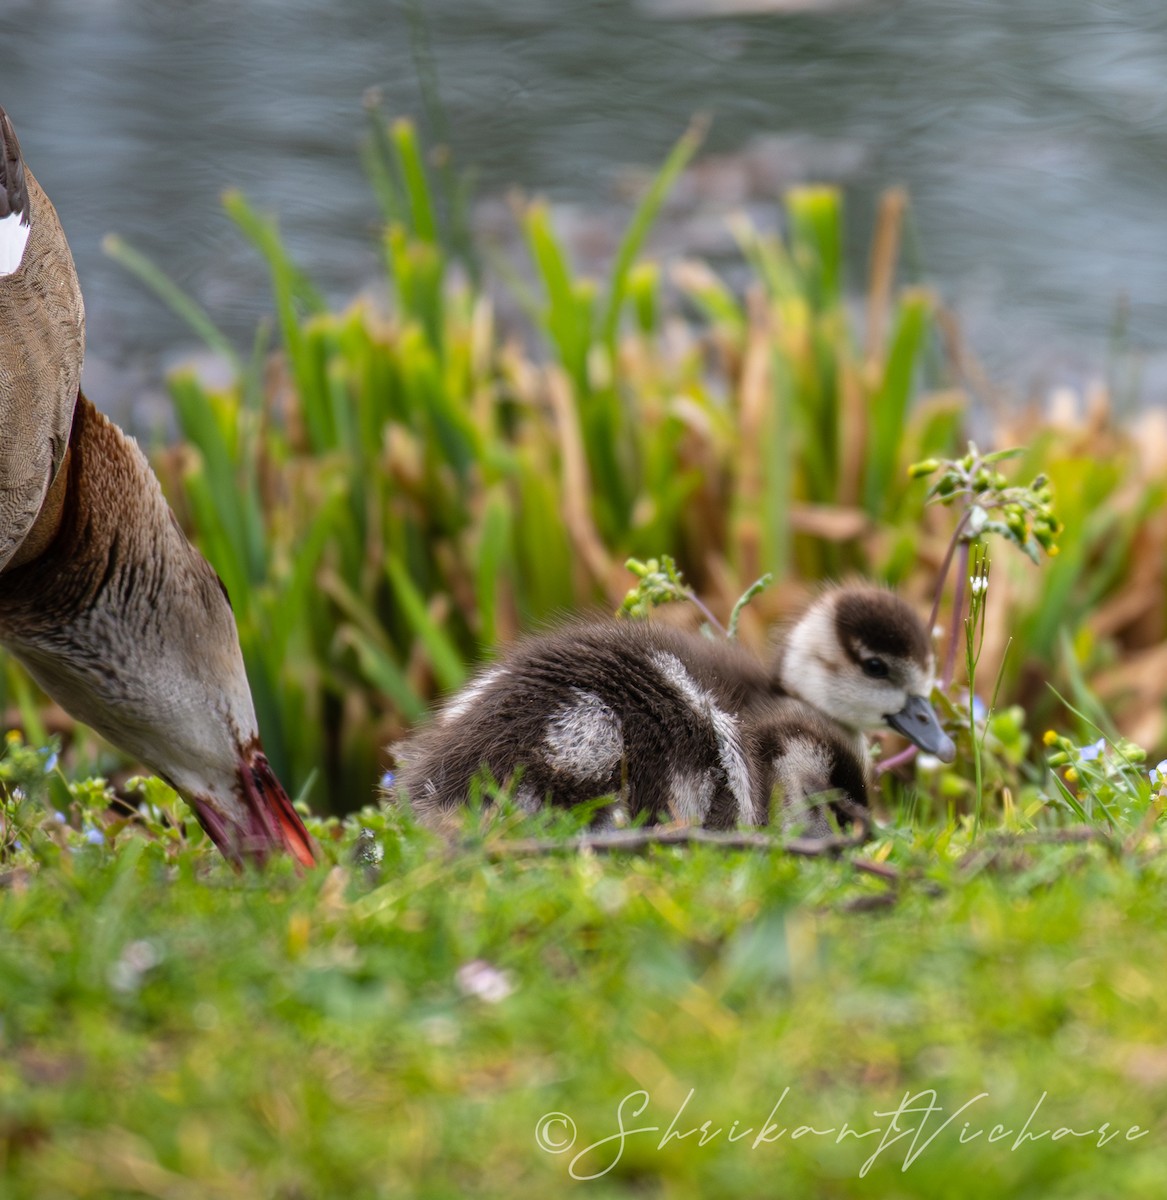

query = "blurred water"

[{"left": 3, "top": 0, "right": 1167, "bottom": 423}]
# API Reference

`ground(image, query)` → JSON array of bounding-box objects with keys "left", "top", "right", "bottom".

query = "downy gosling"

[{"left": 392, "top": 584, "right": 952, "bottom": 831}]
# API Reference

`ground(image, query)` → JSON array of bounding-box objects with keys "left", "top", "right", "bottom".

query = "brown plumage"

[
  {"left": 0, "top": 106, "right": 314, "bottom": 867},
  {"left": 0, "top": 109, "right": 82, "bottom": 574}
]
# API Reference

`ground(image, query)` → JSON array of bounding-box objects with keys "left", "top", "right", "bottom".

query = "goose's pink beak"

[{"left": 192, "top": 744, "right": 317, "bottom": 868}]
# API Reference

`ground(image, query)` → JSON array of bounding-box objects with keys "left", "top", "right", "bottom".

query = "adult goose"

[{"left": 0, "top": 106, "right": 314, "bottom": 867}]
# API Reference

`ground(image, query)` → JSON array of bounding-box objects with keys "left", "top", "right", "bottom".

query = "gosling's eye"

[{"left": 861, "top": 657, "right": 889, "bottom": 679}]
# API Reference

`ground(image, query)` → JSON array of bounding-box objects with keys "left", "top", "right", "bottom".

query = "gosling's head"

[{"left": 776, "top": 586, "right": 955, "bottom": 763}]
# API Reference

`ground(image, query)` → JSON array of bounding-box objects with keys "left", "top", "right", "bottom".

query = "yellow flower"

[
  {"left": 1063, "top": 767, "right": 1079, "bottom": 784},
  {"left": 1047, "top": 545, "right": 1060, "bottom": 557},
  {"left": 1042, "top": 730, "right": 1059, "bottom": 747}
]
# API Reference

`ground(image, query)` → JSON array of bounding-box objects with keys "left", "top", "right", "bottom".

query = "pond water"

[{"left": 4, "top": 0, "right": 1167, "bottom": 425}]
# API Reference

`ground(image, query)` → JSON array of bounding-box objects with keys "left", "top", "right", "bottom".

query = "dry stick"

[
  {"left": 545, "top": 366, "right": 618, "bottom": 602},
  {"left": 865, "top": 187, "right": 907, "bottom": 365},
  {"left": 481, "top": 827, "right": 901, "bottom": 885},
  {"left": 994, "top": 828, "right": 1113, "bottom": 846}
]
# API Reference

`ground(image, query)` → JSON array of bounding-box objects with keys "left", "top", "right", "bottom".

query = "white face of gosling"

[{"left": 780, "top": 590, "right": 955, "bottom": 762}]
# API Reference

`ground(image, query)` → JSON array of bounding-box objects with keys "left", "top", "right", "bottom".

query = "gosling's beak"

[
  {"left": 885, "top": 694, "right": 956, "bottom": 763},
  {"left": 191, "top": 746, "right": 317, "bottom": 869}
]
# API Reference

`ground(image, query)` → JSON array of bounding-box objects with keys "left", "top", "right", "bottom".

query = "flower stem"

[{"left": 941, "top": 541, "right": 970, "bottom": 689}]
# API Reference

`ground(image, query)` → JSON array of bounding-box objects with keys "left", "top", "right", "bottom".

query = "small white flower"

[
  {"left": 123, "top": 940, "right": 160, "bottom": 973},
  {"left": 456, "top": 959, "right": 515, "bottom": 1004},
  {"left": 969, "top": 575, "right": 989, "bottom": 597},
  {"left": 108, "top": 939, "right": 161, "bottom": 994},
  {"left": 1150, "top": 759, "right": 1167, "bottom": 786}
]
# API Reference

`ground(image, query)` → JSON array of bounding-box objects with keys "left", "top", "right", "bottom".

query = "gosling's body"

[
  {"left": 0, "top": 106, "right": 313, "bottom": 866},
  {"left": 394, "top": 620, "right": 869, "bottom": 832},
  {"left": 393, "top": 585, "right": 952, "bottom": 831}
]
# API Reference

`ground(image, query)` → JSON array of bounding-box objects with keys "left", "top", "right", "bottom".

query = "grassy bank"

[{"left": 0, "top": 794, "right": 1164, "bottom": 1198}]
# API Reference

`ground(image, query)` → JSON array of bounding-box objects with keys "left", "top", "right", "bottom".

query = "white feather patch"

[
  {"left": 773, "top": 737, "right": 835, "bottom": 837},
  {"left": 513, "top": 783, "right": 545, "bottom": 814},
  {"left": 649, "top": 651, "right": 754, "bottom": 825},
  {"left": 440, "top": 666, "right": 505, "bottom": 724},
  {"left": 667, "top": 768, "right": 716, "bottom": 825},
  {"left": 0, "top": 210, "right": 30, "bottom": 276},
  {"left": 544, "top": 688, "right": 624, "bottom": 779}
]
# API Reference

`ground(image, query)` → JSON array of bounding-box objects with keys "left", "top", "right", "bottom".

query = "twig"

[
  {"left": 956, "top": 826, "right": 1121, "bottom": 873},
  {"left": 982, "top": 828, "right": 1114, "bottom": 847},
  {"left": 482, "top": 826, "right": 865, "bottom": 857},
  {"left": 852, "top": 858, "right": 902, "bottom": 883},
  {"left": 480, "top": 825, "right": 902, "bottom": 887}
]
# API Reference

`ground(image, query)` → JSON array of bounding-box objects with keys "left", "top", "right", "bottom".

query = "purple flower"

[
  {"left": 456, "top": 959, "right": 515, "bottom": 1004},
  {"left": 1078, "top": 738, "right": 1106, "bottom": 763}
]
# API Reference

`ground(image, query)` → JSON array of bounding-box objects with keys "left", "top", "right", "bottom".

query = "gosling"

[
  {"left": 391, "top": 584, "right": 950, "bottom": 831},
  {"left": 393, "top": 621, "right": 869, "bottom": 832}
]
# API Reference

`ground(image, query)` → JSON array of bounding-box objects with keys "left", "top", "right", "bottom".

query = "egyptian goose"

[
  {"left": 391, "top": 585, "right": 951, "bottom": 829},
  {"left": 0, "top": 106, "right": 314, "bottom": 867}
]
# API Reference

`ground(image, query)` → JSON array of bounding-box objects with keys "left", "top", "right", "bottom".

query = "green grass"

[{"left": 0, "top": 800, "right": 1164, "bottom": 1198}]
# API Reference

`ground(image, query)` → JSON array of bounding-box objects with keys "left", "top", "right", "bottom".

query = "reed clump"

[{"left": 5, "top": 111, "right": 1164, "bottom": 829}]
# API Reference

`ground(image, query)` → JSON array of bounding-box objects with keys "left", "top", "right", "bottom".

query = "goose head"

[
  {"left": 0, "top": 106, "right": 314, "bottom": 867},
  {"left": 776, "top": 586, "right": 955, "bottom": 763}
]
